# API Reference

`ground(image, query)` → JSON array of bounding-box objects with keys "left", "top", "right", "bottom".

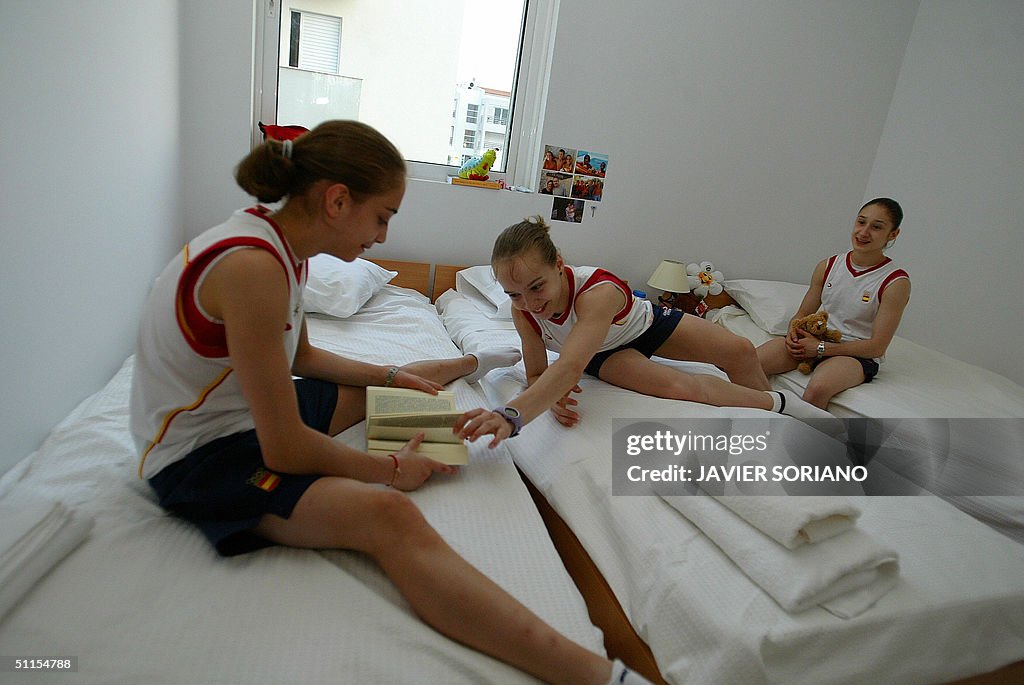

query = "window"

[
  {"left": 254, "top": 0, "right": 558, "bottom": 186},
  {"left": 490, "top": 106, "right": 509, "bottom": 126},
  {"left": 287, "top": 11, "right": 341, "bottom": 74}
]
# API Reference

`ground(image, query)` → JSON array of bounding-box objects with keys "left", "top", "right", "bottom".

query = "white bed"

[
  {"left": 0, "top": 260, "right": 604, "bottom": 684},
  {"left": 436, "top": 269, "right": 1024, "bottom": 685},
  {"left": 710, "top": 278, "right": 1024, "bottom": 421},
  {"left": 710, "top": 279, "right": 1024, "bottom": 544}
]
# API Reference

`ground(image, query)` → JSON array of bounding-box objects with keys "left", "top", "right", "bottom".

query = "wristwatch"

[
  {"left": 816, "top": 340, "right": 826, "bottom": 359},
  {"left": 493, "top": 406, "right": 522, "bottom": 437}
]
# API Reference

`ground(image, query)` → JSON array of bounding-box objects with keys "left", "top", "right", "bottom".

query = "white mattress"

[
  {"left": 438, "top": 288, "right": 1024, "bottom": 685},
  {"left": 712, "top": 305, "right": 1024, "bottom": 543},
  {"left": 0, "top": 285, "right": 603, "bottom": 684},
  {"left": 710, "top": 305, "right": 1024, "bottom": 419}
]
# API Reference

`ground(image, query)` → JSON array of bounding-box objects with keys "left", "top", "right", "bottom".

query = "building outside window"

[
  {"left": 255, "top": 0, "right": 556, "bottom": 186},
  {"left": 490, "top": 106, "right": 509, "bottom": 126},
  {"left": 287, "top": 10, "right": 341, "bottom": 74}
]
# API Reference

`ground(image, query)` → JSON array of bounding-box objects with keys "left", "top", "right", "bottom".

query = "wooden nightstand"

[{"left": 658, "top": 291, "right": 737, "bottom": 317}]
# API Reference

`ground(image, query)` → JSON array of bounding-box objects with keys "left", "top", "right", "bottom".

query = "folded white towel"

[
  {"left": 660, "top": 494, "right": 898, "bottom": 618},
  {"left": 712, "top": 495, "right": 861, "bottom": 549},
  {"left": 0, "top": 492, "right": 94, "bottom": 621}
]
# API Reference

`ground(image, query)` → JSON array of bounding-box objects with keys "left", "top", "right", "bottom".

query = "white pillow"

[
  {"left": 455, "top": 265, "right": 512, "bottom": 319},
  {"left": 304, "top": 255, "right": 396, "bottom": 318},
  {"left": 723, "top": 279, "right": 808, "bottom": 335}
]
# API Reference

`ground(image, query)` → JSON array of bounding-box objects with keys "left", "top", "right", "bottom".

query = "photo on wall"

[
  {"left": 541, "top": 144, "right": 578, "bottom": 178},
  {"left": 539, "top": 171, "right": 573, "bottom": 196},
  {"left": 573, "top": 150, "right": 607, "bottom": 178},
  {"left": 552, "top": 197, "right": 584, "bottom": 224},
  {"left": 539, "top": 144, "right": 610, "bottom": 222},
  {"left": 570, "top": 149, "right": 607, "bottom": 202}
]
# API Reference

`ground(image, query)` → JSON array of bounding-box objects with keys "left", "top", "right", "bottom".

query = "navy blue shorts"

[
  {"left": 806, "top": 356, "right": 879, "bottom": 382},
  {"left": 585, "top": 306, "right": 685, "bottom": 378},
  {"left": 148, "top": 378, "right": 339, "bottom": 557}
]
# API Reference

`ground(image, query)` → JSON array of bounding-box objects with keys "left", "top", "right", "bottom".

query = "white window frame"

[{"left": 253, "top": 0, "right": 559, "bottom": 189}]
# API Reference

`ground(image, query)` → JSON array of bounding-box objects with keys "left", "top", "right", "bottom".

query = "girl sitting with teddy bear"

[{"left": 756, "top": 198, "right": 910, "bottom": 408}]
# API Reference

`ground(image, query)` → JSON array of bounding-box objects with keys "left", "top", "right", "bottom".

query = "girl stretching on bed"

[
  {"left": 130, "top": 120, "right": 650, "bottom": 685},
  {"left": 454, "top": 216, "right": 834, "bottom": 447},
  {"left": 755, "top": 198, "right": 910, "bottom": 408}
]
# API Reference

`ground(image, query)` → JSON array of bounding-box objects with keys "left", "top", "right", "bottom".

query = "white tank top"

[
  {"left": 130, "top": 207, "right": 307, "bottom": 479},
  {"left": 820, "top": 251, "right": 909, "bottom": 355},
  {"left": 523, "top": 266, "right": 654, "bottom": 353}
]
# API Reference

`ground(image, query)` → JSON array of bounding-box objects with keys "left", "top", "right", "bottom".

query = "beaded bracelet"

[
  {"left": 383, "top": 366, "right": 400, "bottom": 387},
  {"left": 387, "top": 453, "right": 400, "bottom": 487}
]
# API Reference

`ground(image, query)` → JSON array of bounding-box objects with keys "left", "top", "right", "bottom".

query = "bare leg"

[
  {"left": 400, "top": 356, "right": 478, "bottom": 385},
  {"left": 653, "top": 315, "right": 771, "bottom": 390},
  {"left": 401, "top": 347, "right": 522, "bottom": 386},
  {"left": 756, "top": 339, "right": 865, "bottom": 408},
  {"left": 254, "top": 478, "right": 615, "bottom": 685},
  {"left": 598, "top": 350, "right": 840, "bottom": 434},
  {"left": 801, "top": 356, "right": 865, "bottom": 409},
  {"left": 599, "top": 349, "right": 774, "bottom": 409},
  {"left": 328, "top": 384, "right": 368, "bottom": 435},
  {"left": 756, "top": 337, "right": 799, "bottom": 376}
]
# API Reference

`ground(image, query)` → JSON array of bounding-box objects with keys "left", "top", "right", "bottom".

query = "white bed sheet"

[
  {"left": 438, "top": 289, "right": 1024, "bottom": 685},
  {"left": 712, "top": 305, "right": 1024, "bottom": 543},
  {"left": 0, "top": 285, "right": 603, "bottom": 684},
  {"left": 711, "top": 305, "right": 1024, "bottom": 419}
]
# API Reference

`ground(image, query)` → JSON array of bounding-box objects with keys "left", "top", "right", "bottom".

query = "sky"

[{"left": 455, "top": 1, "right": 526, "bottom": 91}]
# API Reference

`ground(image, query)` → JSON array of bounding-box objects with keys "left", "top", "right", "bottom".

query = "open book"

[{"left": 365, "top": 386, "right": 468, "bottom": 465}]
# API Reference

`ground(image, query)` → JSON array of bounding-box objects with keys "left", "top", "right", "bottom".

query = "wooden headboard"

[
  {"left": 367, "top": 259, "right": 467, "bottom": 303},
  {"left": 432, "top": 264, "right": 467, "bottom": 301}
]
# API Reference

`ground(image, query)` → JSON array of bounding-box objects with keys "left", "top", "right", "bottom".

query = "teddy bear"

[{"left": 789, "top": 311, "right": 843, "bottom": 374}]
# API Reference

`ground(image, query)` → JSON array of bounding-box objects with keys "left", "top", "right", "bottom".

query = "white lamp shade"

[{"left": 647, "top": 260, "right": 691, "bottom": 293}]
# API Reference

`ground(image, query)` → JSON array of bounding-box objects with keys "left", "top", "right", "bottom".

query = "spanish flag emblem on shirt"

[
  {"left": 248, "top": 468, "right": 281, "bottom": 492},
  {"left": 861, "top": 290, "right": 872, "bottom": 302}
]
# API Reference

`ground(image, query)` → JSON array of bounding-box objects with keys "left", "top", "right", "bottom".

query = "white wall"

[
  {"left": 0, "top": 1, "right": 182, "bottom": 474},
  {"left": 179, "top": 0, "right": 253, "bottom": 236},
  {"left": 183, "top": 1, "right": 919, "bottom": 279},
  {"left": 381, "top": 0, "right": 919, "bottom": 283},
  {"left": 865, "top": 0, "right": 1024, "bottom": 385}
]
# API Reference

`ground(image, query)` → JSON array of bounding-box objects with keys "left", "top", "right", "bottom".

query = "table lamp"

[{"left": 647, "top": 259, "right": 690, "bottom": 307}]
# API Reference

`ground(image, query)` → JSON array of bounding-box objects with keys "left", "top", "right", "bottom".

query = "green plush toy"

[{"left": 459, "top": 149, "right": 497, "bottom": 180}]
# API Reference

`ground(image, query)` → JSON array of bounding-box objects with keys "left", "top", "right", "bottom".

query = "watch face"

[{"left": 495, "top": 406, "right": 522, "bottom": 437}]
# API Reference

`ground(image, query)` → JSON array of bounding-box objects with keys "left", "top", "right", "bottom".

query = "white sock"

[
  {"left": 771, "top": 390, "right": 845, "bottom": 436},
  {"left": 769, "top": 390, "right": 829, "bottom": 420},
  {"left": 607, "top": 659, "right": 656, "bottom": 685},
  {"left": 463, "top": 346, "right": 522, "bottom": 384}
]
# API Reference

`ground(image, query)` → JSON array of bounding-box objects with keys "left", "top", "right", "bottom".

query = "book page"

[
  {"left": 367, "top": 386, "right": 456, "bottom": 416},
  {"left": 365, "top": 386, "right": 465, "bottom": 447},
  {"left": 368, "top": 423, "right": 461, "bottom": 444},
  {"left": 368, "top": 439, "right": 468, "bottom": 466},
  {"left": 373, "top": 413, "right": 459, "bottom": 428}
]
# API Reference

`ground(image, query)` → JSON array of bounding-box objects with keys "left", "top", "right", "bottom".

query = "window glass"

[{"left": 257, "top": 0, "right": 545, "bottom": 181}]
